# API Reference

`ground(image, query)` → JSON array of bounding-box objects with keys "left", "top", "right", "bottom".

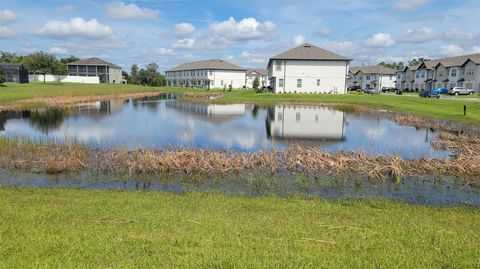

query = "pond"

[{"left": 0, "top": 94, "right": 451, "bottom": 159}]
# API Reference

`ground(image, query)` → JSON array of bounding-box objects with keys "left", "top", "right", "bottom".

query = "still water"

[{"left": 0, "top": 95, "right": 451, "bottom": 159}]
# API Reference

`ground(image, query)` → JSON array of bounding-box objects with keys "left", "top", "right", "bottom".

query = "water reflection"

[
  {"left": 0, "top": 96, "right": 454, "bottom": 158},
  {"left": 266, "top": 105, "right": 345, "bottom": 141}
]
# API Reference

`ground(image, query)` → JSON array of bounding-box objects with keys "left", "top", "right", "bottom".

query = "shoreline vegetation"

[
  {"left": 1, "top": 130, "right": 479, "bottom": 182},
  {"left": 1, "top": 187, "right": 479, "bottom": 268},
  {"left": 0, "top": 82, "right": 479, "bottom": 126}
]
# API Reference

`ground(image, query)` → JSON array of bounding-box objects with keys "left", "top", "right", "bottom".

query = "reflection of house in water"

[
  {"left": 166, "top": 102, "right": 245, "bottom": 120},
  {"left": 73, "top": 99, "right": 126, "bottom": 119},
  {"left": 266, "top": 105, "right": 345, "bottom": 140}
]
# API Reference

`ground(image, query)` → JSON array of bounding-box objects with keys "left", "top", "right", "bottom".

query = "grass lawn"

[
  {"left": 1, "top": 83, "right": 479, "bottom": 125},
  {"left": 0, "top": 187, "right": 478, "bottom": 268}
]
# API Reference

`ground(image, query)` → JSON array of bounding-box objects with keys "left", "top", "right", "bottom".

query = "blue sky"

[{"left": 1, "top": 0, "right": 479, "bottom": 72}]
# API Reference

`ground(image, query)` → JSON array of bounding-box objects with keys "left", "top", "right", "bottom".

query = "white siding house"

[
  {"left": 245, "top": 68, "right": 269, "bottom": 88},
  {"left": 165, "top": 59, "right": 247, "bottom": 89},
  {"left": 267, "top": 43, "right": 351, "bottom": 94},
  {"left": 347, "top": 66, "right": 397, "bottom": 90}
]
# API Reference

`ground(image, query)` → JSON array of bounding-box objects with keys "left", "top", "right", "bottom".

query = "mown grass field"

[
  {"left": 1, "top": 82, "right": 479, "bottom": 125},
  {"left": 0, "top": 187, "right": 479, "bottom": 268}
]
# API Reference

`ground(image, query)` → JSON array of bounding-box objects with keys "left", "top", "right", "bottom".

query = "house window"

[
  {"left": 209, "top": 70, "right": 213, "bottom": 75},
  {"left": 296, "top": 112, "right": 301, "bottom": 122},
  {"left": 277, "top": 112, "right": 283, "bottom": 121},
  {"left": 466, "top": 68, "right": 474, "bottom": 76},
  {"left": 415, "top": 72, "right": 420, "bottom": 78},
  {"left": 316, "top": 79, "right": 320, "bottom": 86},
  {"left": 450, "top": 68, "right": 457, "bottom": 77},
  {"left": 221, "top": 80, "right": 224, "bottom": 85},
  {"left": 275, "top": 60, "right": 282, "bottom": 71},
  {"left": 421, "top": 71, "right": 425, "bottom": 78},
  {"left": 297, "top": 79, "right": 302, "bottom": 88},
  {"left": 397, "top": 74, "right": 401, "bottom": 78},
  {"left": 438, "top": 72, "right": 443, "bottom": 77},
  {"left": 389, "top": 75, "right": 393, "bottom": 80},
  {"left": 366, "top": 75, "right": 370, "bottom": 80},
  {"left": 279, "top": 79, "right": 284, "bottom": 87}
]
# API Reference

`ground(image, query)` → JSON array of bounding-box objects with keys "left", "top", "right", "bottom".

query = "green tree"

[
  {"left": 60, "top": 55, "right": 80, "bottom": 64},
  {"left": 128, "top": 64, "right": 139, "bottom": 84},
  {"left": 52, "top": 61, "right": 68, "bottom": 82},
  {"left": 0, "top": 52, "right": 23, "bottom": 63},
  {"left": 21, "top": 51, "right": 57, "bottom": 83},
  {"left": 136, "top": 63, "right": 165, "bottom": 87},
  {"left": 253, "top": 76, "right": 260, "bottom": 89}
]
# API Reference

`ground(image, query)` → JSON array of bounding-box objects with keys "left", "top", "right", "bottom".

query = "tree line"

[
  {"left": 378, "top": 58, "right": 431, "bottom": 70},
  {"left": 1, "top": 51, "right": 166, "bottom": 86}
]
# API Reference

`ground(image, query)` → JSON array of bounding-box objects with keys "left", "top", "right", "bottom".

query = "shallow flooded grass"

[{"left": 0, "top": 187, "right": 478, "bottom": 268}]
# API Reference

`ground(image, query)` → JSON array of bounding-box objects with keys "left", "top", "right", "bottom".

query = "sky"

[{"left": 0, "top": 0, "right": 479, "bottom": 72}]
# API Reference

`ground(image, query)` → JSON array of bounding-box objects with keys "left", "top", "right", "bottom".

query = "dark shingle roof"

[
  {"left": 350, "top": 66, "right": 397, "bottom": 75},
  {"left": 270, "top": 43, "right": 350, "bottom": 61},
  {"left": 166, "top": 59, "right": 245, "bottom": 72},
  {"left": 246, "top": 68, "right": 267, "bottom": 76},
  {"left": 67, "top": 57, "right": 121, "bottom": 69}
]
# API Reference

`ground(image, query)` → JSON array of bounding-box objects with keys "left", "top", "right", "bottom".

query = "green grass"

[
  {"left": 209, "top": 90, "right": 480, "bottom": 125},
  {"left": 0, "top": 187, "right": 479, "bottom": 268},
  {"left": 1, "top": 83, "right": 479, "bottom": 125},
  {"left": 0, "top": 82, "right": 163, "bottom": 104}
]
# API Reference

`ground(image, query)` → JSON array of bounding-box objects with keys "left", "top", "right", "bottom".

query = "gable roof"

[
  {"left": 270, "top": 43, "right": 350, "bottom": 62},
  {"left": 349, "top": 66, "right": 397, "bottom": 75},
  {"left": 166, "top": 59, "right": 246, "bottom": 72},
  {"left": 246, "top": 68, "right": 267, "bottom": 76},
  {"left": 67, "top": 57, "right": 121, "bottom": 69}
]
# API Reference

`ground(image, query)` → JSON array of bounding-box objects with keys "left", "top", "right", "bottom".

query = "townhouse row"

[
  {"left": 346, "top": 66, "right": 397, "bottom": 91},
  {"left": 395, "top": 54, "right": 480, "bottom": 93},
  {"left": 165, "top": 60, "right": 268, "bottom": 89},
  {"left": 166, "top": 43, "right": 351, "bottom": 93}
]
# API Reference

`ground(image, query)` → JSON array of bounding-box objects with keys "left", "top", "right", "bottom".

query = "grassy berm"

[{"left": 0, "top": 187, "right": 479, "bottom": 268}]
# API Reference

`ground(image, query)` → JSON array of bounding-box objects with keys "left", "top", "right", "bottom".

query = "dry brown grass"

[
  {"left": 1, "top": 132, "right": 480, "bottom": 181},
  {"left": 0, "top": 92, "right": 163, "bottom": 110}
]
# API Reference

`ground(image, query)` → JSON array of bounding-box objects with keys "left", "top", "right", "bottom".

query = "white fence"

[{"left": 29, "top": 74, "right": 100, "bottom": 84}]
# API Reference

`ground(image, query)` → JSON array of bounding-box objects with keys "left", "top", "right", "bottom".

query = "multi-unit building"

[
  {"left": 267, "top": 43, "right": 350, "bottom": 94},
  {"left": 347, "top": 66, "right": 396, "bottom": 90},
  {"left": 66, "top": 57, "right": 123, "bottom": 84},
  {"left": 395, "top": 53, "right": 480, "bottom": 92},
  {"left": 245, "top": 68, "right": 268, "bottom": 88},
  {"left": 165, "top": 59, "right": 247, "bottom": 89}
]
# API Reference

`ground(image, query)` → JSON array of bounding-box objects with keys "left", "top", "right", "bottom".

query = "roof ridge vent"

[{"left": 304, "top": 44, "right": 311, "bottom": 47}]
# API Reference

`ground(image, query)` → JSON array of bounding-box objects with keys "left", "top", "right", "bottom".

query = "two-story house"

[{"left": 267, "top": 43, "right": 351, "bottom": 94}]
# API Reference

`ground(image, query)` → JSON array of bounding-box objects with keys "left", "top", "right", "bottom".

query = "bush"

[{"left": 0, "top": 69, "right": 5, "bottom": 84}]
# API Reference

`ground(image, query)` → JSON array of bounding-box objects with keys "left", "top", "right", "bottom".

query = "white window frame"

[
  {"left": 275, "top": 60, "right": 282, "bottom": 71},
  {"left": 279, "top": 79, "right": 284, "bottom": 87},
  {"left": 297, "top": 79, "right": 302, "bottom": 88}
]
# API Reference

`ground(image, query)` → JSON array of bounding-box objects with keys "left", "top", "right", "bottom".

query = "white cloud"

[
  {"left": 209, "top": 17, "right": 276, "bottom": 41},
  {"left": 174, "top": 23, "right": 196, "bottom": 38},
  {"left": 153, "top": 48, "right": 175, "bottom": 56},
  {"left": 38, "top": 17, "right": 114, "bottom": 40},
  {"left": 172, "top": 38, "right": 195, "bottom": 49},
  {"left": 439, "top": 45, "right": 464, "bottom": 57},
  {"left": 393, "top": 0, "right": 431, "bottom": 11},
  {"left": 473, "top": 46, "right": 480, "bottom": 53},
  {"left": 0, "top": 26, "right": 14, "bottom": 38},
  {"left": 364, "top": 33, "right": 396, "bottom": 48},
  {"left": 0, "top": 9, "right": 16, "bottom": 24},
  {"left": 106, "top": 1, "right": 160, "bottom": 20},
  {"left": 324, "top": 41, "right": 357, "bottom": 55},
  {"left": 50, "top": 46, "right": 69, "bottom": 54},
  {"left": 55, "top": 4, "right": 76, "bottom": 12},
  {"left": 315, "top": 26, "right": 331, "bottom": 36},
  {"left": 400, "top": 27, "right": 476, "bottom": 43},
  {"left": 293, "top": 35, "right": 306, "bottom": 46}
]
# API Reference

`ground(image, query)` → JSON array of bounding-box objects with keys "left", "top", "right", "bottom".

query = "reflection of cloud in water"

[
  {"left": 178, "top": 117, "right": 195, "bottom": 144},
  {"left": 210, "top": 129, "right": 258, "bottom": 150}
]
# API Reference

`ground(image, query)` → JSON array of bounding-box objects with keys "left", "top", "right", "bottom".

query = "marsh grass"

[{"left": 1, "top": 132, "right": 479, "bottom": 181}]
